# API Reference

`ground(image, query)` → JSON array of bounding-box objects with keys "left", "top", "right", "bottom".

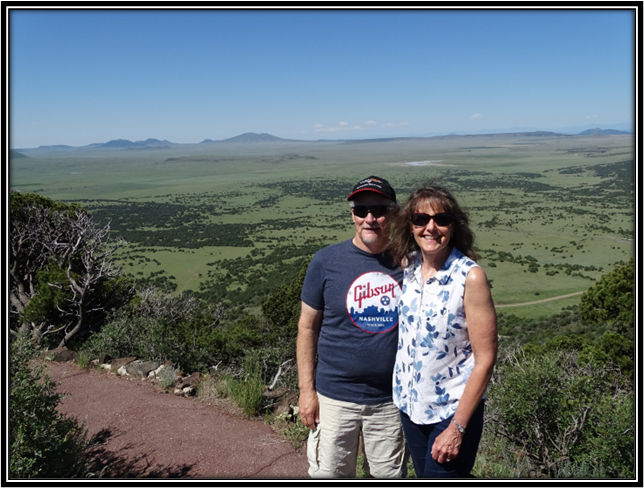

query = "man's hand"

[{"left": 298, "top": 389, "right": 320, "bottom": 430}]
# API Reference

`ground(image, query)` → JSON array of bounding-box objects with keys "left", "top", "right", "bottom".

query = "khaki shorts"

[{"left": 307, "top": 392, "right": 407, "bottom": 478}]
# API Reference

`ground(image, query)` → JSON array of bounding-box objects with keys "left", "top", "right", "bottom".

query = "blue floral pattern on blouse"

[{"left": 393, "top": 248, "right": 480, "bottom": 424}]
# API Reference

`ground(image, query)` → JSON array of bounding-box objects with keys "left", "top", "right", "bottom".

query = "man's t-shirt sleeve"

[{"left": 300, "top": 252, "right": 324, "bottom": 311}]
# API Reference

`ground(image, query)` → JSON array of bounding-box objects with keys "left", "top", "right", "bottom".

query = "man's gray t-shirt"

[{"left": 301, "top": 239, "right": 403, "bottom": 404}]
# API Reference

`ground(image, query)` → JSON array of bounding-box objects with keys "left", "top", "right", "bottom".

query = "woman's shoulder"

[
  {"left": 451, "top": 248, "right": 480, "bottom": 269},
  {"left": 465, "top": 265, "right": 487, "bottom": 281}
]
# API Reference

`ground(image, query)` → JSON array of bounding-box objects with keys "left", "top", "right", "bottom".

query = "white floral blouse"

[{"left": 393, "top": 248, "right": 480, "bottom": 425}]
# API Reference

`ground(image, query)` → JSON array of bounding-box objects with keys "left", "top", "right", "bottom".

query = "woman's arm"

[{"left": 431, "top": 266, "right": 498, "bottom": 463}]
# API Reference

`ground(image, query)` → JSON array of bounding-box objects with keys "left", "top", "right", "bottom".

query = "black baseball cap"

[{"left": 347, "top": 176, "right": 397, "bottom": 204}]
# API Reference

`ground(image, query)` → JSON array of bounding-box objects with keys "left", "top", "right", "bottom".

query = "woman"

[{"left": 388, "top": 184, "right": 498, "bottom": 478}]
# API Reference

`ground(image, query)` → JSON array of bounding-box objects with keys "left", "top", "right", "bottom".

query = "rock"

[
  {"left": 101, "top": 363, "right": 112, "bottom": 371},
  {"left": 125, "top": 360, "right": 160, "bottom": 379},
  {"left": 180, "top": 372, "right": 201, "bottom": 388},
  {"left": 117, "top": 365, "right": 128, "bottom": 376},
  {"left": 148, "top": 363, "right": 174, "bottom": 382},
  {"left": 98, "top": 354, "right": 113, "bottom": 365},
  {"left": 41, "top": 347, "right": 77, "bottom": 363},
  {"left": 109, "top": 357, "right": 137, "bottom": 371},
  {"left": 265, "top": 388, "right": 299, "bottom": 416},
  {"left": 182, "top": 386, "right": 196, "bottom": 397},
  {"left": 174, "top": 386, "right": 197, "bottom": 397}
]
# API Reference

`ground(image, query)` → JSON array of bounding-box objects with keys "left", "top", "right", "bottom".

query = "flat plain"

[{"left": 10, "top": 132, "right": 634, "bottom": 319}]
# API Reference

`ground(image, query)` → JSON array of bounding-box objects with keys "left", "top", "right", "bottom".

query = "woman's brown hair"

[{"left": 388, "top": 184, "right": 478, "bottom": 267}]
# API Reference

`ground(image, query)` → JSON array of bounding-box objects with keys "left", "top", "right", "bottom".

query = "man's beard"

[{"left": 359, "top": 227, "right": 383, "bottom": 245}]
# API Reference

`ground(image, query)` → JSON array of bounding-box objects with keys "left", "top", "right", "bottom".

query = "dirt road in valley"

[{"left": 494, "top": 291, "right": 584, "bottom": 308}]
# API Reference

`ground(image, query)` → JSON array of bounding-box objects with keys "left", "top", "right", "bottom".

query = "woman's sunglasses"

[
  {"left": 411, "top": 212, "right": 454, "bottom": 227},
  {"left": 352, "top": 205, "right": 391, "bottom": 218}
]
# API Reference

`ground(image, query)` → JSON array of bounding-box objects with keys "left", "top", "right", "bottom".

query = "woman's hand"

[{"left": 431, "top": 422, "right": 463, "bottom": 463}]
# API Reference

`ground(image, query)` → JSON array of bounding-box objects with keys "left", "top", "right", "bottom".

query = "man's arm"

[{"left": 297, "top": 301, "right": 323, "bottom": 431}]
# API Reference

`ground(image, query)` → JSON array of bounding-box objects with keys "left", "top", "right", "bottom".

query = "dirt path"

[
  {"left": 494, "top": 291, "right": 584, "bottom": 308},
  {"left": 45, "top": 361, "right": 309, "bottom": 479}
]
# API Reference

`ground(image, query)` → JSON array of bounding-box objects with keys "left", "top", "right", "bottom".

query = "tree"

[
  {"left": 579, "top": 258, "right": 634, "bottom": 335},
  {"left": 10, "top": 192, "right": 131, "bottom": 347},
  {"left": 261, "top": 259, "right": 309, "bottom": 359}
]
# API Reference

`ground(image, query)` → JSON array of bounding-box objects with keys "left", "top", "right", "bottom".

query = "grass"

[
  {"left": 198, "top": 373, "right": 271, "bottom": 420},
  {"left": 197, "top": 373, "right": 231, "bottom": 399},
  {"left": 227, "top": 373, "right": 266, "bottom": 417}
]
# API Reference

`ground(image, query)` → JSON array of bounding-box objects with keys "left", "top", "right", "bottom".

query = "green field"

[{"left": 10, "top": 133, "right": 634, "bottom": 319}]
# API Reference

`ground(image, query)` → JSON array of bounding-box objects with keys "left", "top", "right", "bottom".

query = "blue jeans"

[{"left": 400, "top": 400, "right": 485, "bottom": 478}]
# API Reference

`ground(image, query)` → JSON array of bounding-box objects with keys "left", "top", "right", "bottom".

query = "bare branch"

[{"left": 10, "top": 200, "right": 128, "bottom": 345}]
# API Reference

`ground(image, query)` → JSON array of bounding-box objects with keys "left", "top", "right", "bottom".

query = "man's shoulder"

[{"left": 312, "top": 239, "right": 353, "bottom": 259}]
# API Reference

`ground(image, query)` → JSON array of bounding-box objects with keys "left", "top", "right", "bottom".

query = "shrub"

[
  {"left": 579, "top": 258, "right": 634, "bottom": 335},
  {"left": 9, "top": 337, "right": 90, "bottom": 478},
  {"left": 82, "top": 293, "right": 213, "bottom": 374},
  {"left": 157, "top": 364, "right": 180, "bottom": 389},
  {"left": 486, "top": 346, "right": 633, "bottom": 478}
]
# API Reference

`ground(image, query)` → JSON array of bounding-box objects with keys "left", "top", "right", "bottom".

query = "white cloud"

[
  {"left": 313, "top": 123, "right": 363, "bottom": 133},
  {"left": 312, "top": 119, "right": 404, "bottom": 133},
  {"left": 470, "top": 113, "right": 482, "bottom": 120}
]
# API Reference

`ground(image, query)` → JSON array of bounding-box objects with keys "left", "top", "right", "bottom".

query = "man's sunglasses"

[
  {"left": 411, "top": 213, "right": 454, "bottom": 227},
  {"left": 352, "top": 205, "right": 392, "bottom": 218}
]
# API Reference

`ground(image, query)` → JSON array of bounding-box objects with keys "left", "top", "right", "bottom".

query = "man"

[{"left": 297, "top": 176, "right": 407, "bottom": 478}]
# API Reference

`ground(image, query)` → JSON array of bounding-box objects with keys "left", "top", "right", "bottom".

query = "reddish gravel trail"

[{"left": 45, "top": 361, "right": 309, "bottom": 479}]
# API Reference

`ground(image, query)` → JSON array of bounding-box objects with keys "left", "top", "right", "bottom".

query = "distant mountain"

[
  {"left": 520, "top": 131, "right": 565, "bottom": 137},
  {"left": 10, "top": 144, "right": 75, "bottom": 153},
  {"left": 340, "top": 131, "right": 574, "bottom": 145},
  {"left": 98, "top": 138, "right": 173, "bottom": 148},
  {"left": 100, "top": 139, "right": 134, "bottom": 147},
  {"left": 13, "top": 126, "right": 633, "bottom": 151},
  {"left": 577, "top": 128, "right": 631, "bottom": 136},
  {"left": 221, "top": 133, "right": 288, "bottom": 143},
  {"left": 198, "top": 133, "right": 291, "bottom": 143},
  {"left": 38, "top": 144, "right": 72, "bottom": 149},
  {"left": 132, "top": 138, "right": 169, "bottom": 146},
  {"left": 10, "top": 150, "right": 29, "bottom": 158}
]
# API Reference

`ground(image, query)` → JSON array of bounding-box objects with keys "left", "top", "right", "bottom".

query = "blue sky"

[{"left": 9, "top": 8, "right": 636, "bottom": 148}]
